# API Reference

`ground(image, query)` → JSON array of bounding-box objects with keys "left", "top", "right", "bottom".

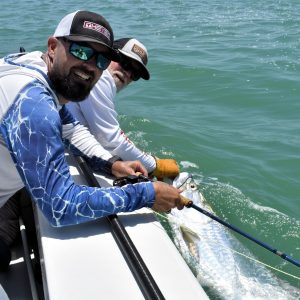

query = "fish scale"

[{"left": 170, "top": 173, "right": 238, "bottom": 298}]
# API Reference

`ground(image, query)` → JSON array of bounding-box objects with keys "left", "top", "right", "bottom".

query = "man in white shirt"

[{"left": 67, "top": 38, "right": 179, "bottom": 178}]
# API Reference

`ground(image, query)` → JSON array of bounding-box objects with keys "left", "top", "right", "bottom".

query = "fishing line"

[
  {"left": 153, "top": 211, "right": 300, "bottom": 280},
  {"left": 180, "top": 197, "right": 300, "bottom": 268}
]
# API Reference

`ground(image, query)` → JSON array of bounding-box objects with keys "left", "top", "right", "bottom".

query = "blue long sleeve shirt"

[{"left": 0, "top": 51, "right": 155, "bottom": 226}]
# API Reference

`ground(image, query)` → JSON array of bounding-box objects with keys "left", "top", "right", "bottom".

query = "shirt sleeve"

[
  {"left": 60, "top": 104, "right": 113, "bottom": 161},
  {"left": 1, "top": 80, "right": 155, "bottom": 227},
  {"left": 70, "top": 72, "right": 157, "bottom": 172}
]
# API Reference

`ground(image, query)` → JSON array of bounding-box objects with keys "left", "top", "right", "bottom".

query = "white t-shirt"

[{"left": 67, "top": 70, "right": 156, "bottom": 172}]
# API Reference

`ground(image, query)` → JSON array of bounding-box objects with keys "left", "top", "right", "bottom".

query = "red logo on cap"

[{"left": 83, "top": 21, "right": 111, "bottom": 40}]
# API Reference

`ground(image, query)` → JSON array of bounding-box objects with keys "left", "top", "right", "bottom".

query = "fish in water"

[
  {"left": 169, "top": 172, "right": 239, "bottom": 299},
  {"left": 168, "top": 172, "right": 300, "bottom": 300}
]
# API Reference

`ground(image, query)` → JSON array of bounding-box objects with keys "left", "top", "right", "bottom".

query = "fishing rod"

[
  {"left": 74, "top": 168, "right": 300, "bottom": 269},
  {"left": 111, "top": 173, "right": 300, "bottom": 268},
  {"left": 180, "top": 195, "right": 300, "bottom": 268}
]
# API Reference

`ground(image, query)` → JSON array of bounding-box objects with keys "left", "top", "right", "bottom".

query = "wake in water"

[{"left": 167, "top": 172, "right": 300, "bottom": 300}]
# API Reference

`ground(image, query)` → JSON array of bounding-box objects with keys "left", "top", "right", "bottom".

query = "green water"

[{"left": 1, "top": 0, "right": 299, "bottom": 296}]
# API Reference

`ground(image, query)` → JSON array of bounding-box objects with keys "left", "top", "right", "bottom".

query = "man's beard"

[{"left": 49, "top": 66, "right": 96, "bottom": 102}]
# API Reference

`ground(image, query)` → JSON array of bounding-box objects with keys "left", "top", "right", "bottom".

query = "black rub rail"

[{"left": 75, "top": 156, "right": 165, "bottom": 300}]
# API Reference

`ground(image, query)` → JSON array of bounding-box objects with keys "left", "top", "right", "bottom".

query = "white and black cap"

[
  {"left": 114, "top": 38, "right": 150, "bottom": 80},
  {"left": 53, "top": 10, "right": 119, "bottom": 61}
]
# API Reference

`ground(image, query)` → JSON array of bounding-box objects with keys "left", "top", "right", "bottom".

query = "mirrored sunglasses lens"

[
  {"left": 120, "top": 60, "right": 130, "bottom": 71},
  {"left": 130, "top": 68, "right": 140, "bottom": 81},
  {"left": 132, "top": 69, "right": 141, "bottom": 81},
  {"left": 70, "top": 43, "right": 94, "bottom": 61},
  {"left": 96, "top": 54, "right": 111, "bottom": 70},
  {"left": 120, "top": 61, "right": 140, "bottom": 81}
]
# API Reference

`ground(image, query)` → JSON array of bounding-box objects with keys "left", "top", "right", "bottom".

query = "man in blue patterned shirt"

[{"left": 0, "top": 10, "right": 184, "bottom": 270}]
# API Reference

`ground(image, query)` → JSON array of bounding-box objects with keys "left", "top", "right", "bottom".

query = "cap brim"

[
  {"left": 118, "top": 50, "right": 150, "bottom": 80},
  {"left": 67, "top": 35, "right": 120, "bottom": 62}
]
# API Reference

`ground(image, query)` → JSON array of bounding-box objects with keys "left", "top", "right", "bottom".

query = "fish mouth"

[
  {"left": 172, "top": 172, "right": 208, "bottom": 209},
  {"left": 173, "top": 172, "right": 193, "bottom": 189}
]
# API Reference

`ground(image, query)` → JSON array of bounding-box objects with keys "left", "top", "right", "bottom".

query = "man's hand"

[
  {"left": 112, "top": 160, "right": 148, "bottom": 178},
  {"left": 152, "top": 159, "right": 180, "bottom": 179},
  {"left": 152, "top": 181, "right": 185, "bottom": 212}
]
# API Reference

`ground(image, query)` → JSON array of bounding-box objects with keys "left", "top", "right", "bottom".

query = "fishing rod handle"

[{"left": 180, "top": 195, "right": 193, "bottom": 207}]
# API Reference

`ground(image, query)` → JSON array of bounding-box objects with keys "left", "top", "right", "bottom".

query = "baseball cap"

[
  {"left": 113, "top": 38, "right": 150, "bottom": 80},
  {"left": 53, "top": 10, "right": 119, "bottom": 61}
]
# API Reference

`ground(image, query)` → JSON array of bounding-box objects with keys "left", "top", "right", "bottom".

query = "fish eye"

[{"left": 188, "top": 181, "right": 197, "bottom": 190}]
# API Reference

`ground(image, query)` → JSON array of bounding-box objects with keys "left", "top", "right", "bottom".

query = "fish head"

[
  {"left": 173, "top": 172, "right": 205, "bottom": 207},
  {"left": 171, "top": 172, "right": 213, "bottom": 228}
]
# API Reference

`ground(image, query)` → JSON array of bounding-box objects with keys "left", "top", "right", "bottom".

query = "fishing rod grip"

[{"left": 180, "top": 195, "right": 193, "bottom": 207}]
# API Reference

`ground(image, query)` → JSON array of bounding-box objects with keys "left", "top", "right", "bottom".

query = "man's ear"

[{"left": 47, "top": 37, "right": 59, "bottom": 60}]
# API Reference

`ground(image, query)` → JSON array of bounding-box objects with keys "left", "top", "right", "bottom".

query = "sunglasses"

[
  {"left": 63, "top": 38, "right": 111, "bottom": 70},
  {"left": 119, "top": 58, "right": 141, "bottom": 81}
]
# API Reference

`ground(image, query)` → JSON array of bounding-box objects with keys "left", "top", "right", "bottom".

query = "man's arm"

[
  {"left": 60, "top": 105, "right": 114, "bottom": 162},
  {"left": 1, "top": 81, "right": 155, "bottom": 226},
  {"left": 72, "top": 75, "right": 157, "bottom": 172}
]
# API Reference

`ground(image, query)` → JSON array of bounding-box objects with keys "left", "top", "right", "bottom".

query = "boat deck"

[{"left": 0, "top": 152, "right": 209, "bottom": 299}]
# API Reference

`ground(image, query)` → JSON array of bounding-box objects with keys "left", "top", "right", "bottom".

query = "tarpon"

[
  {"left": 168, "top": 172, "right": 300, "bottom": 300},
  {"left": 169, "top": 172, "right": 239, "bottom": 299}
]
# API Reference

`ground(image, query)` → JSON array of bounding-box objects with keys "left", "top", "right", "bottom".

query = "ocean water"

[{"left": 1, "top": 0, "right": 299, "bottom": 298}]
